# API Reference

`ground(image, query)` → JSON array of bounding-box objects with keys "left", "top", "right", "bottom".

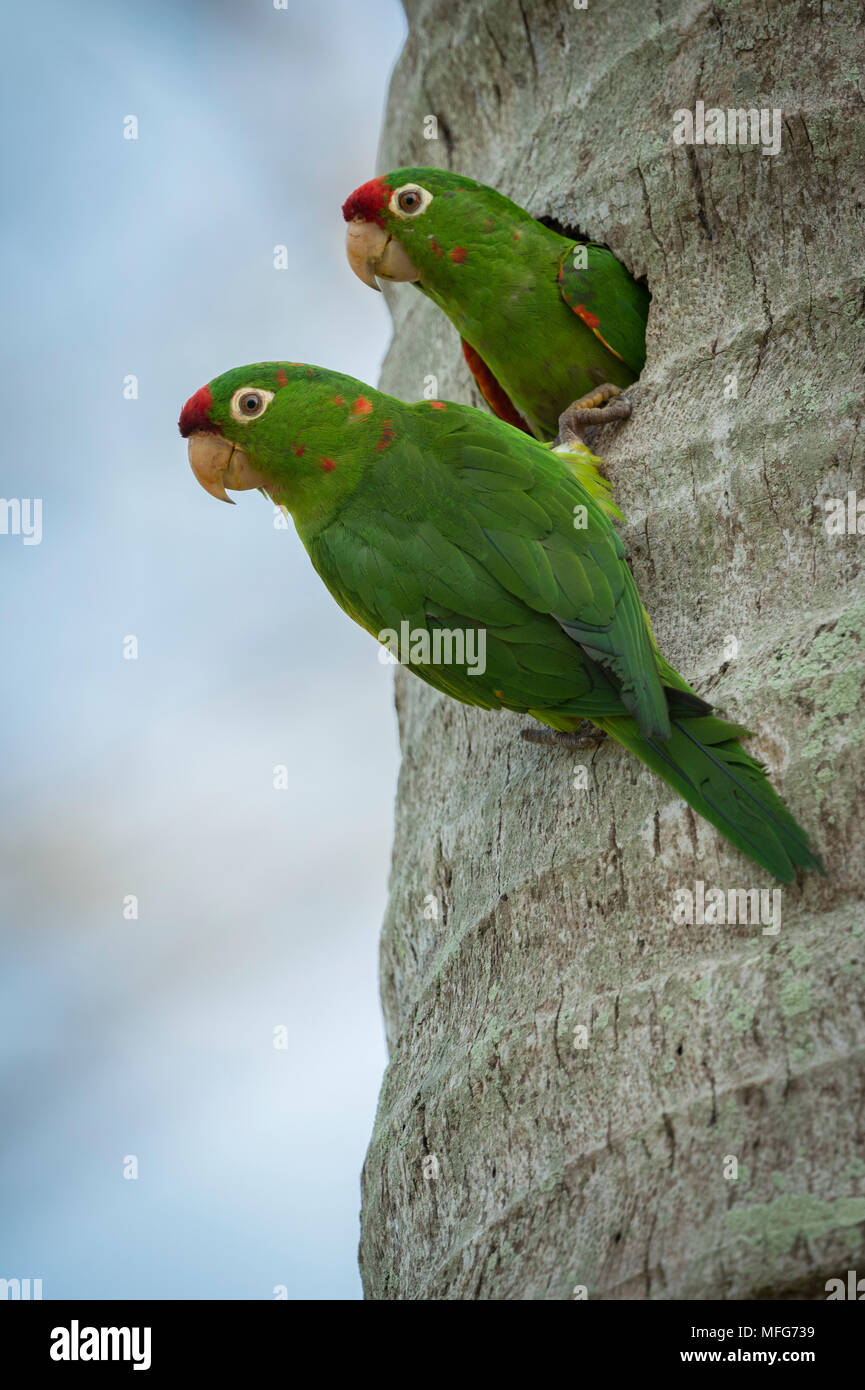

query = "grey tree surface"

[{"left": 359, "top": 0, "right": 865, "bottom": 1299}]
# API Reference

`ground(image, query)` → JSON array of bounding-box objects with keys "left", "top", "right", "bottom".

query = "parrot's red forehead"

[
  {"left": 341, "top": 177, "right": 391, "bottom": 228},
  {"left": 178, "top": 383, "right": 219, "bottom": 438}
]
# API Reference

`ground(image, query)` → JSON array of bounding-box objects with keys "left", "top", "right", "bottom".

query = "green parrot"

[
  {"left": 179, "top": 363, "right": 823, "bottom": 884},
  {"left": 341, "top": 167, "right": 649, "bottom": 444}
]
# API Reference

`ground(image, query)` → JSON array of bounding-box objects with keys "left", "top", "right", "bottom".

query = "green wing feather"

[{"left": 559, "top": 244, "right": 650, "bottom": 375}]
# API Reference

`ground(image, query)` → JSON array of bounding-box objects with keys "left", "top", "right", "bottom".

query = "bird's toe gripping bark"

[{"left": 555, "top": 384, "right": 632, "bottom": 446}]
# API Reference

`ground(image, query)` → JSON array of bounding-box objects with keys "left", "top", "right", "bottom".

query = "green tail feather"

[{"left": 595, "top": 713, "right": 825, "bottom": 883}]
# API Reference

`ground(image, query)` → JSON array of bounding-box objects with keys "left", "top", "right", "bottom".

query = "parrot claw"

[
  {"left": 555, "top": 384, "right": 632, "bottom": 447},
  {"left": 520, "top": 722, "right": 607, "bottom": 751}
]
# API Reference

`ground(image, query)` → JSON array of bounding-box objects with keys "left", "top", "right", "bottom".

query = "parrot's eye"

[
  {"left": 390, "top": 184, "right": 433, "bottom": 219},
  {"left": 230, "top": 387, "right": 274, "bottom": 423}
]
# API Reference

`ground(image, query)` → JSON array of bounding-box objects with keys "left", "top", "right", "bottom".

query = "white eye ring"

[
  {"left": 230, "top": 387, "right": 274, "bottom": 423},
  {"left": 389, "top": 184, "right": 433, "bottom": 218}
]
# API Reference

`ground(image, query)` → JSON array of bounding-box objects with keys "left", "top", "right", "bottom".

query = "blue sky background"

[{"left": 0, "top": 0, "right": 407, "bottom": 1299}]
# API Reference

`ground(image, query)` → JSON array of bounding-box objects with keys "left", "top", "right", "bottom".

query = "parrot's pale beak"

[
  {"left": 345, "top": 217, "right": 420, "bottom": 290},
  {"left": 187, "top": 432, "right": 269, "bottom": 504}
]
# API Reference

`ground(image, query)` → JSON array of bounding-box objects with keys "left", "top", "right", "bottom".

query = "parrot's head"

[
  {"left": 178, "top": 365, "right": 295, "bottom": 503},
  {"left": 342, "top": 167, "right": 536, "bottom": 299},
  {"left": 179, "top": 362, "right": 385, "bottom": 514}
]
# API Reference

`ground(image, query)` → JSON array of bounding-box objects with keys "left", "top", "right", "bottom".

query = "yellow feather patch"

[{"left": 548, "top": 439, "right": 624, "bottom": 521}]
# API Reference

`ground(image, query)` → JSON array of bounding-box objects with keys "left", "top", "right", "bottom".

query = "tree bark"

[{"left": 359, "top": 0, "right": 865, "bottom": 1300}]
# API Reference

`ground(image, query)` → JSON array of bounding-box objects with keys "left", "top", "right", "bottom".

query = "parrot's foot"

[
  {"left": 555, "top": 385, "right": 631, "bottom": 446},
  {"left": 520, "top": 721, "right": 607, "bottom": 751}
]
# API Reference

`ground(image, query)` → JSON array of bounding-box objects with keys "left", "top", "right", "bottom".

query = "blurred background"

[{"left": 0, "top": 0, "right": 406, "bottom": 1299}]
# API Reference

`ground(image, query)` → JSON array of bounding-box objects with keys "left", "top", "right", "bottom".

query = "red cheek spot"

[
  {"left": 450, "top": 246, "right": 467, "bottom": 263},
  {"left": 292, "top": 443, "right": 306, "bottom": 457},
  {"left": 429, "top": 400, "right": 446, "bottom": 410},
  {"left": 512, "top": 231, "right": 521, "bottom": 242},
  {"left": 483, "top": 217, "right": 495, "bottom": 232},
  {"left": 320, "top": 457, "right": 336, "bottom": 472},
  {"left": 429, "top": 237, "right": 444, "bottom": 258},
  {"left": 494, "top": 690, "right": 504, "bottom": 700},
  {"left": 276, "top": 369, "right": 288, "bottom": 388},
  {"left": 333, "top": 395, "right": 344, "bottom": 406},
  {"left": 351, "top": 396, "right": 373, "bottom": 417},
  {"left": 574, "top": 304, "right": 601, "bottom": 331}
]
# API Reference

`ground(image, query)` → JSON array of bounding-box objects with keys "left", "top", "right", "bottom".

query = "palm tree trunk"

[{"left": 360, "top": 0, "right": 865, "bottom": 1300}]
